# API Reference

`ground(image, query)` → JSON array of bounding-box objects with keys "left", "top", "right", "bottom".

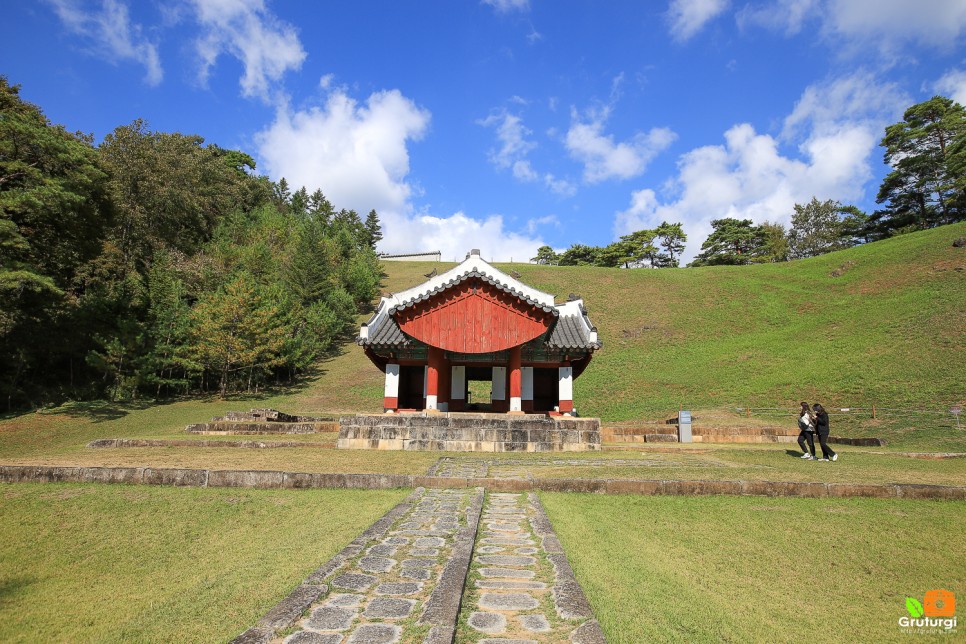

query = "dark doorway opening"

[{"left": 398, "top": 365, "right": 425, "bottom": 410}]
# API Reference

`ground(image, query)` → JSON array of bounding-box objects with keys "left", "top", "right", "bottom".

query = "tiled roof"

[
  {"left": 358, "top": 251, "right": 601, "bottom": 352},
  {"left": 546, "top": 300, "right": 602, "bottom": 350}
]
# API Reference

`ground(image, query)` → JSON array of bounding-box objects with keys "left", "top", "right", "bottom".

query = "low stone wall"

[
  {"left": 2, "top": 465, "right": 965, "bottom": 500},
  {"left": 185, "top": 421, "right": 338, "bottom": 435},
  {"left": 338, "top": 413, "right": 601, "bottom": 452}
]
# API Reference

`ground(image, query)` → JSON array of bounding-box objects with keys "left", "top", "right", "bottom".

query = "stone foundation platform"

[
  {"left": 186, "top": 408, "right": 338, "bottom": 435},
  {"left": 338, "top": 413, "right": 601, "bottom": 452}
]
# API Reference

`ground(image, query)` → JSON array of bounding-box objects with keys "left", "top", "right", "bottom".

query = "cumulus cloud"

[
  {"left": 380, "top": 210, "right": 546, "bottom": 263},
  {"left": 477, "top": 109, "right": 577, "bottom": 195},
  {"left": 667, "top": 0, "right": 730, "bottom": 42},
  {"left": 935, "top": 69, "right": 966, "bottom": 105},
  {"left": 256, "top": 88, "right": 430, "bottom": 215},
  {"left": 49, "top": 0, "right": 162, "bottom": 85},
  {"left": 478, "top": 110, "right": 538, "bottom": 172},
  {"left": 257, "top": 88, "right": 544, "bottom": 261},
  {"left": 614, "top": 73, "right": 908, "bottom": 263},
  {"left": 566, "top": 107, "right": 676, "bottom": 183},
  {"left": 740, "top": 0, "right": 966, "bottom": 56},
  {"left": 191, "top": 0, "right": 305, "bottom": 101},
  {"left": 481, "top": 0, "right": 529, "bottom": 13}
]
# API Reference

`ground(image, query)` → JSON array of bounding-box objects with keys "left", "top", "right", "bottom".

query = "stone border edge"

[
  {"left": 1, "top": 466, "right": 963, "bottom": 500},
  {"left": 419, "top": 487, "right": 485, "bottom": 643},
  {"left": 528, "top": 491, "right": 606, "bottom": 643}
]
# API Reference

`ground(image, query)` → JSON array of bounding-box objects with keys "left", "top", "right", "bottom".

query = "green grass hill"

[{"left": 302, "top": 222, "right": 965, "bottom": 421}]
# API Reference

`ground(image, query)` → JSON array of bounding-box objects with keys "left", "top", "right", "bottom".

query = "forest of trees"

[
  {"left": 1, "top": 77, "right": 383, "bottom": 409},
  {"left": 537, "top": 95, "right": 966, "bottom": 269}
]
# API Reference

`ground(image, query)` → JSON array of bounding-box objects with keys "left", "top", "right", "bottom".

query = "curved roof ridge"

[{"left": 387, "top": 253, "right": 555, "bottom": 311}]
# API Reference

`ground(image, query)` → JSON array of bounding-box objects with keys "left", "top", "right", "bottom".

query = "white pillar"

[
  {"left": 521, "top": 367, "right": 534, "bottom": 401},
  {"left": 384, "top": 363, "right": 399, "bottom": 410},
  {"left": 491, "top": 366, "right": 506, "bottom": 401},
  {"left": 558, "top": 366, "right": 573, "bottom": 413},
  {"left": 451, "top": 366, "right": 466, "bottom": 400},
  {"left": 384, "top": 364, "right": 400, "bottom": 398}
]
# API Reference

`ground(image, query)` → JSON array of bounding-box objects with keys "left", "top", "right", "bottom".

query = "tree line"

[
  {"left": 1, "top": 77, "right": 383, "bottom": 409},
  {"left": 535, "top": 95, "right": 966, "bottom": 268}
]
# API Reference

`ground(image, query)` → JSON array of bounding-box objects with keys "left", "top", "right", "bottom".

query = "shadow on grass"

[
  {"left": 0, "top": 575, "right": 34, "bottom": 602},
  {"left": 785, "top": 449, "right": 808, "bottom": 458}
]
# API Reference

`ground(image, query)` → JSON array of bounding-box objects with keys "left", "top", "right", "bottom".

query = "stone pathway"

[
  {"left": 234, "top": 487, "right": 603, "bottom": 644},
  {"left": 427, "top": 458, "right": 489, "bottom": 478},
  {"left": 457, "top": 492, "right": 604, "bottom": 643}
]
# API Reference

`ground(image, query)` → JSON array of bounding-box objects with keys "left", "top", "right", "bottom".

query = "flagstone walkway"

[{"left": 233, "top": 487, "right": 604, "bottom": 643}]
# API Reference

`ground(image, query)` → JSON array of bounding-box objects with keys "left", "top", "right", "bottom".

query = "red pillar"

[
  {"left": 509, "top": 345, "right": 522, "bottom": 412},
  {"left": 426, "top": 347, "right": 442, "bottom": 410}
]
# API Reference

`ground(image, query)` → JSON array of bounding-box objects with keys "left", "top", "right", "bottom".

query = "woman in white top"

[{"left": 797, "top": 401, "right": 816, "bottom": 459}]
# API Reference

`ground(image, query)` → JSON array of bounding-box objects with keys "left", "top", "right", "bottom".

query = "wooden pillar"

[
  {"left": 558, "top": 363, "right": 574, "bottom": 414},
  {"left": 509, "top": 346, "right": 522, "bottom": 412},
  {"left": 383, "top": 363, "right": 399, "bottom": 411},
  {"left": 426, "top": 347, "right": 442, "bottom": 411}
]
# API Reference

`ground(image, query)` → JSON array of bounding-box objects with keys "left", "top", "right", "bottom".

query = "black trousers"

[
  {"left": 798, "top": 431, "right": 815, "bottom": 456},
  {"left": 817, "top": 431, "right": 836, "bottom": 459}
]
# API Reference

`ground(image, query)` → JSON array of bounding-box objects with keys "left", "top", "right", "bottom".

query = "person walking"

[
  {"left": 797, "top": 401, "right": 816, "bottom": 460},
  {"left": 812, "top": 403, "right": 838, "bottom": 462}
]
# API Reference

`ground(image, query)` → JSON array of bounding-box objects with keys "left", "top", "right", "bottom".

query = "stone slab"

[{"left": 478, "top": 593, "right": 540, "bottom": 611}]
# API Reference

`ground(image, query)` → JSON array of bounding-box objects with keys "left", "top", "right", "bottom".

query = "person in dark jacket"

[
  {"left": 812, "top": 403, "right": 838, "bottom": 461},
  {"left": 797, "top": 401, "right": 816, "bottom": 459}
]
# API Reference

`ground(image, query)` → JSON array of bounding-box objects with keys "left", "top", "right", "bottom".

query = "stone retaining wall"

[
  {"left": 2, "top": 465, "right": 963, "bottom": 500},
  {"left": 338, "top": 413, "right": 601, "bottom": 452}
]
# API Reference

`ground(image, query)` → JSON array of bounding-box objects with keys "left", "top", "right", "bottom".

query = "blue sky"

[{"left": 5, "top": 0, "right": 966, "bottom": 262}]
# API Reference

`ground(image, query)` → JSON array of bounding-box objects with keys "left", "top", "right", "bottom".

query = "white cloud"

[
  {"left": 49, "top": 0, "right": 162, "bottom": 85},
  {"left": 936, "top": 69, "right": 966, "bottom": 105},
  {"left": 667, "top": 0, "right": 730, "bottom": 42},
  {"left": 481, "top": 0, "right": 529, "bottom": 13},
  {"left": 256, "top": 88, "right": 430, "bottom": 215},
  {"left": 478, "top": 110, "right": 537, "bottom": 171},
  {"left": 478, "top": 109, "right": 576, "bottom": 195},
  {"left": 566, "top": 107, "right": 677, "bottom": 183},
  {"left": 256, "top": 87, "right": 543, "bottom": 262},
  {"left": 526, "top": 214, "right": 559, "bottom": 235},
  {"left": 191, "top": 0, "right": 305, "bottom": 101},
  {"left": 380, "top": 210, "right": 546, "bottom": 263},
  {"left": 614, "top": 73, "right": 907, "bottom": 263},
  {"left": 544, "top": 174, "right": 577, "bottom": 196},
  {"left": 740, "top": 0, "right": 966, "bottom": 56},
  {"left": 736, "top": 0, "right": 819, "bottom": 35}
]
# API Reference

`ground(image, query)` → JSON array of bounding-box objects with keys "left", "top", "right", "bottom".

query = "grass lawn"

[
  {"left": 0, "top": 483, "right": 408, "bottom": 643},
  {"left": 541, "top": 492, "right": 965, "bottom": 643},
  {"left": 523, "top": 448, "right": 966, "bottom": 486}
]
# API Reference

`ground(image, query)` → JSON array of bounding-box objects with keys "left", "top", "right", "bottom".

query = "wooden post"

[{"left": 872, "top": 404, "right": 876, "bottom": 419}]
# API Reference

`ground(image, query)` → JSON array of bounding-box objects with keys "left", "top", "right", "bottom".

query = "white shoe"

[
  {"left": 831, "top": 454, "right": 838, "bottom": 462},
  {"left": 800, "top": 452, "right": 811, "bottom": 459}
]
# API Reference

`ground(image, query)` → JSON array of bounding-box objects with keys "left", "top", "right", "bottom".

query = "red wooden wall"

[{"left": 396, "top": 279, "right": 552, "bottom": 354}]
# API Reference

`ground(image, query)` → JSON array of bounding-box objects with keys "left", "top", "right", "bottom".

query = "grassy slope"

[
  {"left": 542, "top": 492, "right": 965, "bottom": 643},
  {"left": 301, "top": 224, "right": 965, "bottom": 420}
]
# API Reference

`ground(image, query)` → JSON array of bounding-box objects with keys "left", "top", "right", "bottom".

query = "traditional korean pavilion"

[{"left": 357, "top": 249, "right": 601, "bottom": 414}]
